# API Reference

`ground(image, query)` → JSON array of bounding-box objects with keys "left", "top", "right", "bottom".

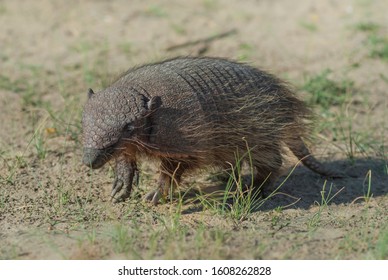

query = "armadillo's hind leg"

[
  {"left": 144, "top": 159, "right": 187, "bottom": 205},
  {"left": 251, "top": 147, "right": 283, "bottom": 197},
  {"left": 252, "top": 167, "right": 282, "bottom": 197}
]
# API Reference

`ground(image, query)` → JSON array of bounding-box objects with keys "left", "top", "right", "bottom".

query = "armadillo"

[{"left": 82, "top": 57, "right": 340, "bottom": 204}]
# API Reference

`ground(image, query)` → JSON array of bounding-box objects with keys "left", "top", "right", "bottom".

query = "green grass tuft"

[
  {"left": 144, "top": 5, "right": 167, "bottom": 18},
  {"left": 303, "top": 69, "right": 354, "bottom": 110},
  {"left": 197, "top": 141, "right": 261, "bottom": 222},
  {"left": 308, "top": 181, "right": 344, "bottom": 230},
  {"left": 355, "top": 22, "right": 380, "bottom": 32},
  {"left": 368, "top": 34, "right": 388, "bottom": 60},
  {"left": 354, "top": 21, "right": 388, "bottom": 61},
  {"left": 299, "top": 21, "right": 318, "bottom": 32}
]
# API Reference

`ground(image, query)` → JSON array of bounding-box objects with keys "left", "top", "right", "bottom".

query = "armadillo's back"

[
  {"left": 115, "top": 57, "right": 287, "bottom": 113},
  {"left": 113, "top": 57, "right": 311, "bottom": 164}
]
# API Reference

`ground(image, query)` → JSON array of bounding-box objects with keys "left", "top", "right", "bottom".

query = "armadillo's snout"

[{"left": 83, "top": 147, "right": 113, "bottom": 169}]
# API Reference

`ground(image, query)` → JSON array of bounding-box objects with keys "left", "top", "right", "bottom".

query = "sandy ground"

[{"left": 0, "top": 0, "right": 387, "bottom": 259}]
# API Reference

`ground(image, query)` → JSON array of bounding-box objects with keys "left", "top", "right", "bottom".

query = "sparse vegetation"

[
  {"left": 237, "top": 43, "right": 255, "bottom": 61},
  {"left": 198, "top": 147, "right": 260, "bottom": 222},
  {"left": 203, "top": 0, "right": 219, "bottom": 10},
  {"left": 302, "top": 69, "right": 354, "bottom": 110},
  {"left": 299, "top": 20, "right": 318, "bottom": 32},
  {"left": 368, "top": 34, "right": 388, "bottom": 60},
  {"left": 144, "top": 5, "right": 167, "bottom": 18},
  {"left": 33, "top": 129, "right": 47, "bottom": 160},
  {"left": 355, "top": 21, "right": 388, "bottom": 61},
  {"left": 355, "top": 22, "right": 380, "bottom": 33},
  {"left": 307, "top": 181, "right": 344, "bottom": 230}
]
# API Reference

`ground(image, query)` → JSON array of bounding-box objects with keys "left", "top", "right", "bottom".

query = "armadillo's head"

[{"left": 82, "top": 87, "right": 161, "bottom": 169}]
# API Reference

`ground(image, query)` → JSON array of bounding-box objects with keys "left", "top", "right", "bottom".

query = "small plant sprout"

[{"left": 308, "top": 181, "right": 344, "bottom": 229}]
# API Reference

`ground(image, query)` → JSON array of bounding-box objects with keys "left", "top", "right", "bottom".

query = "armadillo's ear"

[
  {"left": 147, "top": 96, "right": 162, "bottom": 112},
  {"left": 87, "top": 88, "right": 95, "bottom": 99}
]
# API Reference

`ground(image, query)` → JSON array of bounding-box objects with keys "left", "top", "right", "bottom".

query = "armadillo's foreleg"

[{"left": 111, "top": 155, "right": 138, "bottom": 203}]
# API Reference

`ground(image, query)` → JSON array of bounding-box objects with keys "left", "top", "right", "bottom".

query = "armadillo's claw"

[
  {"left": 110, "top": 178, "right": 123, "bottom": 201},
  {"left": 151, "top": 191, "right": 162, "bottom": 205},
  {"left": 144, "top": 190, "right": 154, "bottom": 201},
  {"left": 111, "top": 178, "right": 133, "bottom": 203},
  {"left": 144, "top": 189, "right": 163, "bottom": 205}
]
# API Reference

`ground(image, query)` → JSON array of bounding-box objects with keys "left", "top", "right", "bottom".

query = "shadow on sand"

[{"left": 178, "top": 157, "right": 387, "bottom": 213}]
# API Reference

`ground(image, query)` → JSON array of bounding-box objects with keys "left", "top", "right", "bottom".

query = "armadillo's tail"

[{"left": 288, "top": 137, "right": 345, "bottom": 178}]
